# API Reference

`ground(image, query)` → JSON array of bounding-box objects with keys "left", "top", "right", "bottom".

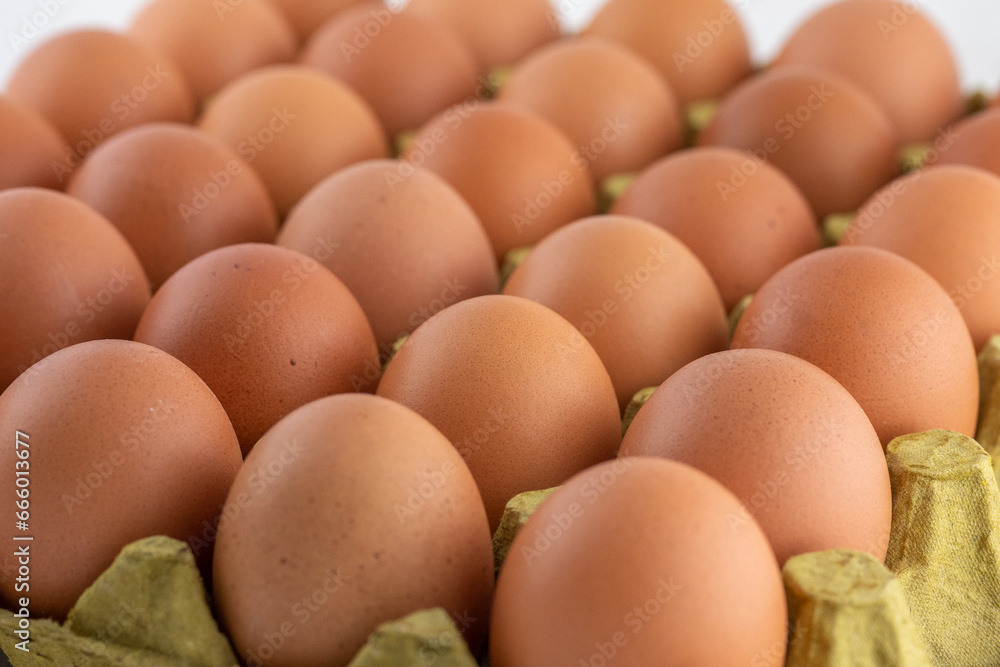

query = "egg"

[
  {"left": 6, "top": 30, "right": 194, "bottom": 170},
  {"left": 490, "top": 458, "right": 787, "bottom": 666},
  {"left": 700, "top": 65, "right": 900, "bottom": 218},
  {"left": 134, "top": 243, "right": 378, "bottom": 454},
  {"left": 0, "top": 339, "right": 241, "bottom": 619},
  {"left": 67, "top": 123, "right": 278, "bottom": 290},
  {"left": 503, "top": 215, "right": 728, "bottom": 410},
  {"left": 377, "top": 295, "right": 621, "bottom": 530},
  {"left": 403, "top": 0, "right": 559, "bottom": 71},
  {"left": 268, "top": 0, "right": 368, "bottom": 40},
  {"left": 935, "top": 107, "right": 1000, "bottom": 178},
  {"left": 773, "top": 0, "right": 962, "bottom": 144},
  {"left": 0, "top": 188, "right": 150, "bottom": 393},
  {"left": 841, "top": 165, "right": 1000, "bottom": 351},
  {"left": 198, "top": 65, "right": 387, "bottom": 218},
  {"left": 130, "top": 0, "right": 298, "bottom": 103},
  {"left": 497, "top": 37, "right": 683, "bottom": 182},
  {"left": 0, "top": 95, "right": 67, "bottom": 191},
  {"left": 403, "top": 103, "right": 595, "bottom": 261},
  {"left": 612, "top": 147, "right": 819, "bottom": 309},
  {"left": 300, "top": 3, "right": 478, "bottom": 137},
  {"left": 583, "top": 0, "right": 752, "bottom": 105},
  {"left": 731, "top": 246, "right": 978, "bottom": 446},
  {"left": 620, "top": 349, "right": 892, "bottom": 564},
  {"left": 213, "top": 394, "right": 493, "bottom": 667},
  {"left": 276, "top": 159, "right": 497, "bottom": 356}
]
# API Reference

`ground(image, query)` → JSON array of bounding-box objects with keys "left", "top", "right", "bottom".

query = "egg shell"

[
  {"left": 276, "top": 159, "right": 497, "bottom": 354},
  {"left": 497, "top": 37, "right": 684, "bottom": 182},
  {"left": 699, "top": 65, "right": 900, "bottom": 218},
  {"left": 0, "top": 95, "right": 67, "bottom": 191},
  {"left": 0, "top": 188, "right": 151, "bottom": 393},
  {"left": 6, "top": 30, "right": 194, "bottom": 164},
  {"left": 935, "top": 107, "right": 1000, "bottom": 178},
  {"left": 612, "top": 146, "right": 820, "bottom": 309},
  {"left": 198, "top": 65, "right": 388, "bottom": 218},
  {"left": 133, "top": 243, "right": 379, "bottom": 455},
  {"left": 130, "top": 0, "right": 298, "bottom": 102},
  {"left": 0, "top": 339, "right": 241, "bottom": 619},
  {"left": 268, "top": 0, "right": 369, "bottom": 40},
  {"left": 376, "top": 295, "right": 621, "bottom": 530},
  {"left": 773, "top": 0, "right": 962, "bottom": 144},
  {"left": 213, "top": 393, "right": 494, "bottom": 667},
  {"left": 490, "top": 457, "right": 787, "bottom": 666},
  {"left": 403, "top": 103, "right": 595, "bottom": 261},
  {"left": 620, "top": 349, "right": 892, "bottom": 564},
  {"left": 732, "top": 246, "right": 978, "bottom": 446},
  {"left": 67, "top": 123, "right": 278, "bottom": 290},
  {"left": 842, "top": 165, "right": 1000, "bottom": 351},
  {"left": 300, "top": 3, "right": 478, "bottom": 137},
  {"left": 583, "top": 0, "right": 753, "bottom": 105},
  {"left": 503, "top": 215, "right": 729, "bottom": 410},
  {"left": 403, "top": 0, "right": 560, "bottom": 71}
]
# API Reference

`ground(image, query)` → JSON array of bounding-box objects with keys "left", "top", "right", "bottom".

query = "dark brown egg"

[
  {"left": 583, "top": 0, "right": 753, "bottom": 105},
  {"left": 134, "top": 243, "right": 379, "bottom": 454},
  {"left": 6, "top": 30, "right": 194, "bottom": 172},
  {"left": 773, "top": 0, "right": 962, "bottom": 144},
  {"left": 276, "top": 159, "right": 497, "bottom": 356},
  {"left": 503, "top": 215, "right": 728, "bottom": 410},
  {"left": 0, "top": 188, "right": 150, "bottom": 394},
  {"left": 300, "top": 3, "right": 478, "bottom": 137},
  {"left": 67, "top": 123, "right": 277, "bottom": 290},
  {"left": 497, "top": 37, "right": 683, "bottom": 182},
  {"left": 198, "top": 65, "right": 388, "bottom": 218},
  {"left": 0, "top": 339, "right": 241, "bottom": 619},
  {"left": 403, "top": 103, "right": 595, "bottom": 261},
  {"left": 700, "top": 65, "right": 900, "bottom": 218},
  {"left": 404, "top": 0, "right": 560, "bottom": 70},
  {"left": 377, "top": 295, "right": 621, "bottom": 530},
  {"left": 612, "top": 147, "right": 819, "bottom": 309},
  {"left": 935, "top": 107, "right": 1000, "bottom": 178},
  {"left": 131, "top": 0, "right": 298, "bottom": 102},
  {"left": 0, "top": 95, "right": 66, "bottom": 191}
]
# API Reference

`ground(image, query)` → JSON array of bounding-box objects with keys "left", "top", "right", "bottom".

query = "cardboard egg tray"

[{"left": 5, "top": 337, "right": 1000, "bottom": 666}]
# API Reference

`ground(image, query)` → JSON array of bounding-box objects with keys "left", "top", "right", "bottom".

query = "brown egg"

[
  {"left": 935, "top": 107, "right": 1000, "bottom": 178},
  {"left": 841, "top": 165, "right": 1000, "bottom": 351},
  {"left": 403, "top": 103, "right": 595, "bottom": 261},
  {"left": 583, "top": 0, "right": 752, "bottom": 105},
  {"left": 491, "top": 458, "right": 787, "bottom": 666},
  {"left": 620, "top": 349, "right": 892, "bottom": 565},
  {"left": 131, "top": 0, "right": 298, "bottom": 102},
  {"left": 731, "top": 246, "right": 978, "bottom": 446},
  {"left": 497, "top": 37, "right": 683, "bottom": 182},
  {"left": 503, "top": 215, "right": 728, "bottom": 410},
  {"left": 67, "top": 123, "right": 278, "bottom": 289},
  {"left": 0, "top": 188, "right": 150, "bottom": 394},
  {"left": 0, "top": 339, "right": 241, "bottom": 619},
  {"left": 773, "top": 0, "right": 962, "bottom": 144},
  {"left": 612, "top": 147, "right": 820, "bottom": 309},
  {"left": 0, "top": 95, "right": 66, "bottom": 191},
  {"left": 276, "top": 159, "right": 497, "bottom": 357},
  {"left": 268, "top": 0, "right": 368, "bottom": 40},
  {"left": 198, "top": 65, "right": 387, "bottom": 218},
  {"left": 214, "top": 394, "right": 493, "bottom": 666},
  {"left": 134, "top": 243, "right": 378, "bottom": 454},
  {"left": 403, "top": 0, "right": 559, "bottom": 70},
  {"left": 300, "top": 3, "right": 478, "bottom": 137},
  {"left": 377, "top": 295, "right": 621, "bottom": 530},
  {"left": 700, "top": 65, "right": 900, "bottom": 218},
  {"left": 6, "top": 30, "right": 194, "bottom": 175}
]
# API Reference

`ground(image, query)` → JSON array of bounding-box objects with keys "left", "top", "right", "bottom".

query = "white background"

[{"left": 0, "top": 0, "right": 997, "bottom": 92}]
